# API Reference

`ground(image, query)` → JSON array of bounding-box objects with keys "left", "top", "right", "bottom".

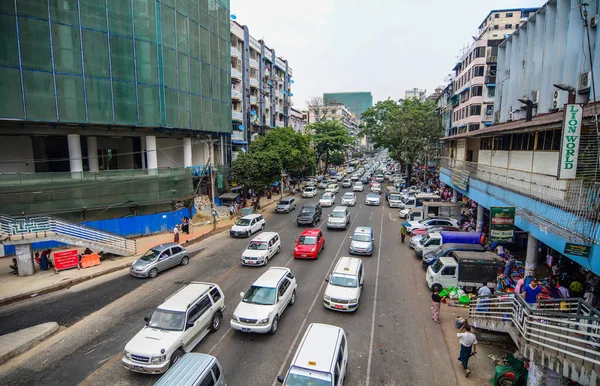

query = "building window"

[
  {"left": 468, "top": 123, "right": 480, "bottom": 132},
  {"left": 493, "top": 135, "right": 510, "bottom": 151},
  {"left": 481, "top": 137, "right": 493, "bottom": 150},
  {"left": 511, "top": 133, "right": 535, "bottom": 151},
  {"left": 536, "top": 129, "right": 561, "bottom": 151},
  {"left": 488, "top": 87, "right": 495, "bottom": 97},
  {"left": 474, "top": 47, "right": 486, "bottom": 58},
  {"left": 471, "top": 86, "right": 483, "bottom": 97},
  {"left": 494, "top": 13, "right": 500, "bottom": 18},
  {"left": 494, "top": 25, "right": 499, "bottom": 30},
  {"left": 505, "top": 24, "right": 513, "bottom": 29},
  {"left": 472, "top": 66, "right": 485, "bottom": 77},
  {"left": 506, "top": 12, "right": 513, "bottom": 17},
  {"left": 469, "top": 104, "right": 481, "bottom": 116}
]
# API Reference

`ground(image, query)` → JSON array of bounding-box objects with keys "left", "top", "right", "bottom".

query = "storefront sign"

[
  {"left": 53, "top": 249, "right": 79, "bottom": 271},
  {"left": 558, "top": 104, "right": 583, "bottom": 179},
  {"left": 451, "top": 168, "right": 470, "bottom": 191},
  {"left": 231, "top": 130, "right": 244, "bottom": 142},
  {"left": 489, "top": 207, "right": 515, "bottom": 242},
  {"left": 564, "top": 243, "right": 591, "bottom": 258}
]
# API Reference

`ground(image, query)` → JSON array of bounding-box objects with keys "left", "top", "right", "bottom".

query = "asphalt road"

[{"left": 0, "top": 184, "right": 458, "bottom": 386}]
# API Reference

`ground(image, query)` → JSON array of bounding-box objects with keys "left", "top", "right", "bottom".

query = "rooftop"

[
  {"left": 477, "top": 7, "right": 540, "bottom": 29},
  {"left": 159, "top": 283, "right": 212, "bottom": 312},
  {"left": 253, "top": 267, "right": 290, "bottom": 288},
  {"left": 293, "top": 323, "right": 345, "bottom": 373}
]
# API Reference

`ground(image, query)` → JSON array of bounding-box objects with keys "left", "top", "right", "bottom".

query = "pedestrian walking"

[
  {"left": 229, "top": 203, "right": 234, "bottom": 219},
  {"left": 400, "top": 225, "right": 407, "bottom": 243},
  {"left": 211, "top": 207, "right": 218, "bottom": 230},
  {"left": 431, "top": 289, "right": 445, "bottom": 322},
  {"left": 173, "top": 225, "right": 180, "bottom": 243},
  {"left": 457, "top": 324, "right": 477, "bottom": 377}
]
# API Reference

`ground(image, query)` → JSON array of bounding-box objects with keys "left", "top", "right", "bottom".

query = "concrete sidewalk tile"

[{"left": 0, "top": 322, "right": 59, "bottom": 365}]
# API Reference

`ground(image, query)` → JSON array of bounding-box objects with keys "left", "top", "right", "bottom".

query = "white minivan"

[
  {"left": 241, "top": 232, "right": 281, "bottom": 266},
  {"left": 277, "top": 323, "right": 348, "bottom": 386},
  {"left": 323, "top": 257, "right": 364, "bottom": 312},
  {"left": 230, "top": 214, "right": 266, "bottom": 237}
]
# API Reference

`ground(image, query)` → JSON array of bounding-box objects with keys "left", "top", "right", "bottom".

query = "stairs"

[
  {"left": 0, "top": 214, "right": 136, "bottom": 256},
  {"left": 469, "top": 293, "right": 600, "bottom": 385}
]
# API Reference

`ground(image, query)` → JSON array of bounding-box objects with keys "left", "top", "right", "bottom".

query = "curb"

[{"left": 0, "top": 322, "right": 59, "bottom": 366}]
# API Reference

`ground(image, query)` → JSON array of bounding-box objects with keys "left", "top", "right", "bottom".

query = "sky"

[{"left": 230, "top": 0, "right": 544, "bottom": 110}]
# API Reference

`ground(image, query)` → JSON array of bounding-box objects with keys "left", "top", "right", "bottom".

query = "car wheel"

[
  {"left": 269, "top": 316, "right": 279, "bottom": 335},
  {"left": 264, "top": 256, "right": 269, "bottom": 266},
  {"left": 247, "top": 230, "right": 252, "bottom": 237},
  {"left": 289, "top": 290, "right": 296, "bottom": 306},
  {"left": 261, "top": 223, "right": 265, "bottom": 230},
  {"left": 276, "top": 246, "right": 281, "bottom": 254},
  {"left": 210, "top": 312, "right": 221, "bottom": 332},
  {"left": 432, "top": 284, "right": 443, "bottom": 293},
  {"left": 311, "top": 220, "right": 316, "bottom": 227},
  {"left": 148, "top": 268, "right": 158, "bottom": 278},
  {"left": 170, "top": 349, "right": 185, "bottom": 367},
  {"left": 180, "top": 256, "right": 189, "bottom": 266}
]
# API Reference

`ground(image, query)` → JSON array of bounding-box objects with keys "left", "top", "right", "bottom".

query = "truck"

[
  {"left": 426, "top": 251, "right": 502, "bottom": 293},
  {"left": 400, "top": 201, "right": 461, "bottom": 221},
  {"left": 398, "top": 193, "right": 441, "bottom": 213},
  {"left": 413, "top": 231, "right": 482, "bottom": 257}
]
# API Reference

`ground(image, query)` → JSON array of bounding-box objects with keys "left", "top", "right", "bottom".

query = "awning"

[
  {"left": 219, "top": 193, "right": 240, "bottom": 200},
  {"left": 232, "top": 140, "right": 248, "bottom": 145}
]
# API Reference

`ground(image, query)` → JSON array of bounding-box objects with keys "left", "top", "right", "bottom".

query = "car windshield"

[
  {"left": 390, "top": 194, "right": 401, "bottom": 200},
  {"left": 148, "top": 309, "right": 186, "bottom": 331},
  {"left": 247, "top": 241, "right": 268, "bottom": 250},
  {"left": 305, "top": 187, "right": 314, "bottom": 192},
  {"left": 353, "top": 233, "right": 372, "bottom": 242},
  {"left": 321, "top": 193, "right": 333, "bottom": 199},
  {"left": 421, "top": 234, "right": 431, "bottom": 244},
  {"left": 329, "top": 274, "right": 358, "bottom": 288},
  {"left": 343, "top": 193, "right": 354, "bottom": 199},
  {"left": 331, "top": 211, "right": 346, "bottom": 218},
  {"left": 327, "top": 184, "right": 336, "bottom": 189},
  {"left": 300, "top": 208, "right": 314, "bottom": 214},
  {"left": 431, "top": 259, "right": 444, "bottom": 274},
  {"left": 354, "top": 183, "right": 362, "bottom": 186},
  {"left": 284, "top": 372, "right": 332, "bottom": 386},
  {"left": 298, "top": 236, "right": 317, "bottom": 245},
  {"left": 140, "top": 248, "right": 161, "bottom": 261},
  {"left": 237, "top": 218, "right": 251, "bottom": 226},
  {"left": 433, "top": 246, "right": 447, "bottom": 257},
  {"left": 279, "top": 200, "right": 290, "bottom": 205},
  {"left": 367, "top": 193, "right": 379, "bottom": 198},
  {"left": 243, "top": 285, "right": 276, "bottom": 305}
]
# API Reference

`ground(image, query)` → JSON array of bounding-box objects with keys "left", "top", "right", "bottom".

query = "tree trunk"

[{"left": 324, "top": 151, "right": 330, "bottom": 173}]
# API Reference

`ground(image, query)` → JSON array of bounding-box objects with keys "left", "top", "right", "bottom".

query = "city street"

[{"left": 0, "top": 185, "right": 458, "bottom": 386}]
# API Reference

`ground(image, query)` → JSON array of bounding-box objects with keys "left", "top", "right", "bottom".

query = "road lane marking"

[
  {"left": 78, "top": 353, "right": 121, "bottom": 386},
  {"left": 208, "top": 326, "right": 233, "bottom": 354},
  {"left": 388, "top": 212, "right": 397, "bottom": 221},
  {"left": 270, "top": 207, "right": 362, "bottom": 386},
  {"left": 365, "top": 209, "right": 384, "bottom": 386}
]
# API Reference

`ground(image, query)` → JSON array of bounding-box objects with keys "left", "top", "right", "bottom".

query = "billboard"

[
  {"left": 558, "top": 104, "right": 583, "bottom": 179},
  {"left": 53, "top": 249, "right": 79, "bottom": 271},
  {"left": 489, "top": 207, "right": 515, "bottom": 242}
]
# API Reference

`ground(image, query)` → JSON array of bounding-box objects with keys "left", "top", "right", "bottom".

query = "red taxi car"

[{"left": 293, "top": 229, "right": 325, "bottom": 259}]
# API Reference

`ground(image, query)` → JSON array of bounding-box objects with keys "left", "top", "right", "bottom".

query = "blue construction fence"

[{"left": 3, "top": 207, "right": 196, "bottom": 256}]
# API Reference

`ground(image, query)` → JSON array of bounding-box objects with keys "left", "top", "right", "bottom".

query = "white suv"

[
  {"left": 231, "top": 267, "right": 297, "bottom": 334},
  {"left": 122, "top": 282, "right": 225, "bottom": 374},
  {"left": 241, "top": 232, "right": 281, "bottom": 266},
  {"left": 230, "top": 214, "right": 266, "bottom": 237}
]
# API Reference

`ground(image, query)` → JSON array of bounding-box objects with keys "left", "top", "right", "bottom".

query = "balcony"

[
  {"left": 276, "top": 105, "right": 283, "bottom": 114},
  {"left": 232, "top": 110, "right": 243, "bottom": 122},
  {"left": 250, "top": 95, "right": 257, "bottom": 104},
  {"left": 264, "top": 99, "right": 270, "bottom": 107},
  {"left": 231, "top": 88, "right": 242, "bottom": 101},
  {"left": 485, "top": 75, "right": 496, "bottom": 85},
  {"left": 231, "top": 46, "right": 241, "bottom": 59},
  {"left": 249, "top": 77, "right": 259, "bottom": 88},
  {"left": 231, "top": 68, "right": 242, "bottom": 80},
  {"left": 276, "top": 121, "right": 284, "bottom": 128},
  {"left": 249, "top": 58, "right": 258, "bottom": 69}
]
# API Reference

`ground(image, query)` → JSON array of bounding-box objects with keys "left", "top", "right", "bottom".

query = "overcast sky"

[{"left": 230, "top": 0, "right": 543, "bottom": 110}]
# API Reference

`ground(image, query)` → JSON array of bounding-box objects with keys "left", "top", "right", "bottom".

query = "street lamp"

[{"left": 553, "top": 84, "right": 576, "bottom": 104}]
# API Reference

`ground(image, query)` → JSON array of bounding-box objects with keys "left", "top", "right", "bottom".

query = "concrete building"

[
  {"left": 450, "top": 7, "right": 539, "bottom": 137},
  {"left": 0, "top": 0, "right": 231, "bottom": 222},
  {"left": 404, "top": 88, "right": 427, "bottom": 101},
  {"left": 230, "top": 20, "right": 293, "bottom": 156},
  {"left": 289, "top": 107, "right": 306, "bottom": 133},
  {"left": 306, "top": 103, "right": 359, "bottom": 135},
  {"left": 322, "top": 92, "right": 373, "bottom": 120}
]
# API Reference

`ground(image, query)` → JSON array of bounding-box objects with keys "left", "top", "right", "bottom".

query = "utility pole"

[{"left": 209, "top": 137, "right": 215, "bottom": 206}]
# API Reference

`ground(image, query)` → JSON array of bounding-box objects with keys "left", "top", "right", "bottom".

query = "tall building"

[
  {"left": 230, "top": 20, "right": 293, "bottom": 155},
  {"left": 404, "top": 88, "right": 427, "bottom": 101},
  {"left": 323, "top": 92, "right": 373, "bottom": 120},
  {"left": 289, "top": 107, "right": 306, "bottom": 133},
  {"left": 449, "top": 7, "right": 538, "bottom": 136},
  {"left": 0, "top": 0, "right": 231, "bottom": 221}
]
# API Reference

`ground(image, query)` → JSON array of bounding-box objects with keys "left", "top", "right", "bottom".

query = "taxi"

[{"left": 293, "top": 229, "right": 325, "bottom": 259}]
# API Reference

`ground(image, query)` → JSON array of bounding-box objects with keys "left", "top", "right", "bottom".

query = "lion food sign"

[{"left": 558, "top": 104, "right": 583, "bottom": 179}]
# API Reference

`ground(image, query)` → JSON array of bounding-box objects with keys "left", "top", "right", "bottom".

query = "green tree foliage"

[
  {"left": 306, "top": 120, "right": 353, "bottom": 171},
  {"left": 329, "top": 151, "right": 346, "bottom": 166},
  {"left": 231, "top": 150, "right": 280, "bottom": 207},
  {"left": 361, "top": 98, "right": 442, "bottom": 183}
]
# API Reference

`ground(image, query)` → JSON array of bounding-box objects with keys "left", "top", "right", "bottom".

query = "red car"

[
  {"left": 410, "top": 226, "right": 461, "bottom": 237},
  {"left": 293, "top": 229, "right": 325, "bottom": 259}
]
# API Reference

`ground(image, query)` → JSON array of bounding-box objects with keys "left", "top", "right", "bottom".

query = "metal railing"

[
  {"left": 470, "top": 293, "right": 600, "bottom": 367},
  {"left": 1, "top": 214, "right": 136, "bottom": 255},
  {"left": 440, "top": 157, "right": 600, "bottom": 244}
]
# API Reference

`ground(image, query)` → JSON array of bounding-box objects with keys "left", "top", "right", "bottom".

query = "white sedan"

[
  {"left": 341, "top": 192, "right": 356, "bottom": 206},
  {"left": 365, "top": 192, "right": 381, "bottom": 206},
  {"left": 319, "top": 192, "right": 336, "bottom": 207},
  {"left": 371, "top": 183, "right": 381, "bottom": 193},
  {"left": 352, "top": 182, "right": 364, "bottom": 192},
  {"left": 325, "top": 183, "right": 340, "bottom": 194},
  {"left": 302, "top": 186, "right": 317, "bottom": 198}
]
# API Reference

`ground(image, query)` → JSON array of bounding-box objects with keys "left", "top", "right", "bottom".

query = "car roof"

[
  {"left": 302, "top": 203, "right": 319, "bottom": 208},
  {"left": 150, "top": 243, "right": 181, "bottom": 250},
  {"left": 342, "top": 192, "right": 354, "bottom": 196},
  {"left": 293, "top": 323, "right": 345, "bottom": 374},
  {"left": 154, "top": 353, "right": 214, "bottom": 386},
  {"left": 159, "top": 282, "right": 213, "bottom": 312},
  {"left": 251, "top": 232, "right": 278, "bottom": 242},
  {"left": 354, "top": 226, "right": 373, "bottom": 234},
  {"left": 242, "top": 214, "right": 262, "bottom": 220},
  {"left": 301, "top": 229, "right": 321, "bottom": 237},
  {"left": 333, "top": 256, "right": 361, "bottom": 275},
  {"left": 253, "top": 267, "right": 291, "bottom": 288}
]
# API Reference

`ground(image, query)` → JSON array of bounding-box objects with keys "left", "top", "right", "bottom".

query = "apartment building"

[
  {"left": 0, "top": 0, "right": 231, "bottom": 224},
  {"left": 306, "top": 103, "right": 359, "bottom": 134},
  {"left": 450, "top": 8, "right": 539, "bottom": 137},
  {"left": 323, "top": 92, "right": 373, "bottom": 120},
  {"left": 290, "top": 107, "right": 306, "bottom": 133},
  {"left": 404, "top": 88, "right": 427, "bottom": 101},
  {"left": 230, "top": 20, "right": 293, "bottom": 155}
]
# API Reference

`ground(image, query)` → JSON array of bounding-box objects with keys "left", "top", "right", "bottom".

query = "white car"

[
  {"left": 241, "top": 232, "right": 281, "bottom": 266},
  {"left": 319, "top": 192, "right": 336, "bottom": 207},
  {"left": 365, "top": 192, "right": 380, "bottom": 206},
  {"left": 231, "top": 267, "right": 297, "bottom": 334},
  {"left": 404, "top": 217, "right": 460, "bottom": 234},
  {"left": 323, "top": 257, "right": 364, "bottom": 312},
  {"left": 302, "top": 186, "right": 317, "bottom": 198},
  {"left": 352, "top": 182, "right": 364, "bottom": 192},
  {"left": 317, "top": 180, "right": 328, "bottom": 189},
  {"left": 122, "top": 283, "right": 225, "bottom": 374},
  {"left": 341, "top": 192, "right": 356, "bottom": 206},
  {"left": 371, "top": 183, "right": 381, "bottom": 193},
  {"left": 325, "top": 183, "right": 340, "bottom": 194},
  {"left": 230, "top": 214, "right": 265, "bottom": 237}
]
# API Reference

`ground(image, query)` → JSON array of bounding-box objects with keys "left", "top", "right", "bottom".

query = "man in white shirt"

[
  {"left": 476, "top": 284, "right": 492, "bottom": 313},
  {"left": 457, "top": 324, "right": 477, "bottom": 377},
  {"left": 173, "top": 225, "right": 179, "bottom": 243}
]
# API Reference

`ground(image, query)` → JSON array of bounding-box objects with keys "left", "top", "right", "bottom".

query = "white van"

[
  {"left": 277, "top": 323, "right": 348, "bottom": 386},
  {"left": 324, "top": 257, "right": 364, "bottom": 312},
  {"left": 241, "top": 232, "right": 281, "bottom": 266},
  {"left": 327, "top": 206, "right": 350, "bottom": 229},
  {"left": 154, "top": 353, "right": 225, "bottom": 386}
]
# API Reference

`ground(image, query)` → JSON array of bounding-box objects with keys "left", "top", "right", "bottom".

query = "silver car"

[
  {"left": 130, "top": 243, "right": 189, "bottom": 278},
  {"left": 275, "top": 197, "right": 296, "bottom": 213}
]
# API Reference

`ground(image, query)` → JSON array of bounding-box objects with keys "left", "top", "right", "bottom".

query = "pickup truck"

[
  {"left": 426, "top": 251, "right": 502, "bottom": 293},
  {"left": 413, "top": 231, "right": 482, "bottom": 257}
]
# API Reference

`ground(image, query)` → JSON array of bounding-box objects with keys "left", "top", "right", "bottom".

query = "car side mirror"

[
  {"left": 360, "top": 282, "right": 364, "bottom": 286},
  {"left": 348, "top": 236, "right": 353, "bottom": 239},
  {"left": 144, "top": 316, "right": 150, "bottom": 325},
  {"left": 240, "top": 292, "right": 245, "bottom": 298},
  {"left": 277, "top": 376, "right": 284, "bottom": 383},
  {"left": 372, "top": 237, "right": 375, "bottom": 241},
  {"left": 325, "top": 277, "right": 329, "bottom": 282},
  {"left": 186, "top": 322, "right": 195, "bottom": 329}
]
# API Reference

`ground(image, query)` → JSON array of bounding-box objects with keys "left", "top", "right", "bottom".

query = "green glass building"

[{"left": 323, "top": 92, "right": 373, "bottom": 120}]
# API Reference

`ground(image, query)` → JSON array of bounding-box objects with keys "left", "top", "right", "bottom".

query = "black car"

[
  {"left": 296, "top": 203, "right": 322, "bottom": 226},
  {"left": 360, "top": 176, "right": 369, "bottom": 183}
]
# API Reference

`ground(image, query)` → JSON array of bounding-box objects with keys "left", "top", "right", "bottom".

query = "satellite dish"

[{"left": 230, "top": 14, "right": 237, "bottom": 19}]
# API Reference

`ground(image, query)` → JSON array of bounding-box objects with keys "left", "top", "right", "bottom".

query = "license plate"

[
  {"left": 241, "top": 328, "right": 251, "bottom": 333},
  {"left": 133, "top": 365, "right": 145, "bottom": 372},
  {"left": 334, "top": 304, "right": 344, "bottom": 309},
  {"left": 247, "top": 261, "right": 254, "bottom": 264},
  {"left": 302, "top": 254, "right": 307, "bottom": 257}
]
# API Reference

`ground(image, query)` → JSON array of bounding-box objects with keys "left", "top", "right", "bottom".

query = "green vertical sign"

[{"left": 489, "top": 207, "right": 515, "bottom": 242}]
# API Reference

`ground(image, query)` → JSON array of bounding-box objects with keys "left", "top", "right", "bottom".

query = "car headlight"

[
  {"left": 124, "top": 350, "right": 131, "bottom": 359},
  {"left": 151, "top": 355, "right": 166, "bottom": 363},
  {"left": 232, "top": 314, "right": 239, "bottom": 322},
  {"left": 258, "top": 318, "right": 270, "bottom": 325},
  {"left": 366, "top": 246, "right": 373, "bottom": 251},
  {"left": 311, "top": 247, "right": 316, "bottom": 252},
  {"left": 349, "top": 298, "right": 359, "bottom": 303},
  {"left": 324, "top": 295, "right": 331, "bottom": 301}
]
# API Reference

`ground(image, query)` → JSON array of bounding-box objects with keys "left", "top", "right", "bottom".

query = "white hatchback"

[
  {"left": 352, "top": 182, "right": 364, "bottom": 192},
  {"left": 241, "top": 232, "right": 281, "bottom": 266},
  {"left": 341, "top": 192, "right": 356, "bottom": 206},
  {"left": 302, "top": 186, "right": 317, "bottom": 198},
  {"left": 231, "top": 267, "right": 297, "bottom": 334},
  {"left": 230, "top": 214, "right": 265, "bottom": 238},
  {"left": 319, "top": 192, "right": 335, "bottom": 207},
  {"left": 326, "top": 183, "right": 340, "bottom": 194}
]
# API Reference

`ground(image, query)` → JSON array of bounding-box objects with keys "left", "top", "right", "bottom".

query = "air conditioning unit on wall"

[
  {"left": 579, "top": 72, "right": 591, "bottom": 94},
  {"left": 531, "top": 90, "right": 539, "bottom": 104},
  {"left": 550, "top": 90, "right": 560, "bottom": 111}
]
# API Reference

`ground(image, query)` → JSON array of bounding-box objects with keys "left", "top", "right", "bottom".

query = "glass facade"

[{"left": 0, "top": 0, "right": 231, "bottom": 133}]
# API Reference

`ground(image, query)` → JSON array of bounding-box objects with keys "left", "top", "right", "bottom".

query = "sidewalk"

[
  {"left": 0, "top": 193, "right": 286, "bottom": 306},
  {"left": 0, "top": 322, "right": 59, "bottom": 365}
]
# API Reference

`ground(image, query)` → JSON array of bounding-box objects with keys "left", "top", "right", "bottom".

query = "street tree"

[
  {"left": 307, "top": 120, "right": 353, "bottom": 172},
  {"left": 329, "top": 151, "right": 346, "bottom": 166},
  {"left": 231, "top": 150, "right": 280, "bottom": 209},
  {"left": 361, "top": 98, "right": 443, "bottom": 184},
  {"left": 306, "top": 96, "right": 336, "bottom": 123}
]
